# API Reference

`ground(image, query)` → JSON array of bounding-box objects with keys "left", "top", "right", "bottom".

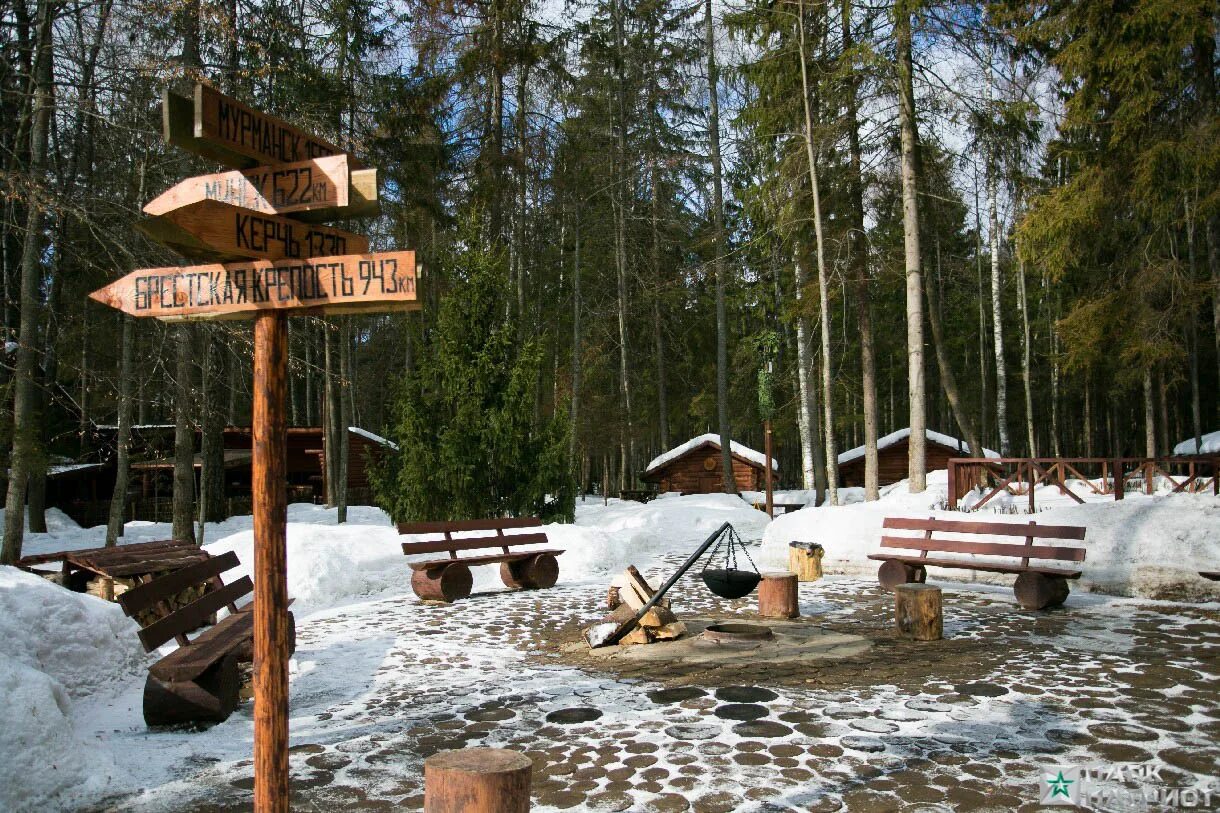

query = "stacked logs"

[{"left": 596, "top": 566, "right": 687, "bottom": 646}]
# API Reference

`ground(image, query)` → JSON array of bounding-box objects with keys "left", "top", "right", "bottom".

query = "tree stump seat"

[
  {"left": 116, "top": 549, "right": 296, "bottom": 727},
  {"left": 398, "top": 518, "right": 563, "bottom": 602},
  {"left": 869, "top": 516, "right": 1087, "bottom": 610}
]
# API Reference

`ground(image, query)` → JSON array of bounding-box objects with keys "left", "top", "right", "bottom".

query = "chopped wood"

[
  {"left": 619, "top": 626, "right": 654, "bottom": 646},
  {"left": 651, "top": 621, "right": 687, "bottom": 641}
]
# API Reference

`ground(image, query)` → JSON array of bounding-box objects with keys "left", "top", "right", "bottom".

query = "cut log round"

[
  {"left": 1014, "top": 572, "right": 1069, "bottom": 610},
  {"left": 424, "top": 747, "right": 532, "bottom": 813},
  {"left": 894, "top": 583, "right": 943, "bottom": 641},
  {"left": 758, "top": 571, "right": 799, "bottom": 619},
  {"left": 877, "top": 559, "right": 920, "bottom": 590},
  {"left": 500, "top": 553, "right": 560, "bottom": 590},
  {"left": 787, "top": 542, "right": 824, "bottom": 582},
  {"left": 607, "top": 586, "right": 622, "bottom": 609},
  {"left": 412, "top": 563, "right": 474, "bottom": 602},
  {"left": 143, "top": 651, "right": 240, "bottom": 727}
]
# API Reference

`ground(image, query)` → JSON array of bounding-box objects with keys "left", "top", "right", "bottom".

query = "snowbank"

[
  {"left": 1173, "top": 429, "right": 1220, "bottom": 455},
  {"left": 0, "top": 567, "right": 149, "bottom": 811},
  {"left": 759, "top": 470, "right": 1220, "bottom": 600}
]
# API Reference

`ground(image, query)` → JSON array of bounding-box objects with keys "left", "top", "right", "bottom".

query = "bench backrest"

[
  {"left": 397, "top": 517, "right": 547, "bottom": 558},
  {"left": 117, "top": 550, "right": 251, "bottom": 652},
  {"left": 881, "top": 516, "right": 1086, "bottom": 564}
]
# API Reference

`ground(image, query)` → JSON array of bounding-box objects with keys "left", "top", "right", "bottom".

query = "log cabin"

[
  {"left": 837, "top": 427, "right": 998, "bottom": 488},
  {"left": 641, "top": 434, "right": 777, "bottom": 494}
]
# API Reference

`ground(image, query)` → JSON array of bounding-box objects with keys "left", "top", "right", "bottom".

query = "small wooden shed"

[
  {"left": 837, "top": 428, "right": 997, "bottom": 487},
  {"left": 641, "top": 434, "right": 777, "bottom": 494}
]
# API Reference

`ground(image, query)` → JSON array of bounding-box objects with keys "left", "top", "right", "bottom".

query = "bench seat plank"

[
  {"left": 407, "top": 549, "right": 565, "bottom": 571},
  {"left": 880, "top": 536, "right": 1086, "bottom": 562},
  {"left": 149, "top": 603, "right": 253, "bottom": 682},
  {"left": 400, "top": 532, "right": 550, "bottom": 556},
  {"left": 868, "top": 553, "right": 1082, "bottom": 578}
]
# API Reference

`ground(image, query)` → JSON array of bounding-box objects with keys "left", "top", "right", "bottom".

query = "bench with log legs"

[
  {"left": 869, "top": 516, "right": 1087, "bottom": 610},
  {"left": 116, "top": 550, "right": 295, "bottom": 727},
  {"left": 397, "top": 518, "right": 563, "bottom": 602}
]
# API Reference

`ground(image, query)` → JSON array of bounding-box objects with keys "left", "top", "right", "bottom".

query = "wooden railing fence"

[{"left": 947, "top": 456, "right": 1220, "bottom": 512}]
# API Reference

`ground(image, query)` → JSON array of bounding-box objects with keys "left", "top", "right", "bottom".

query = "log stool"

[
  {"left": 894, "top": 583, "right": 942, "bottom": 641},
  {"left": 758, "top": 571, "right": 799, "bottom": 619},
  {"left": 424, "top": 747, "right": 532, "bottom": 813},
  {"left": 788, "top": 542, "right": 824, "bottom": 581}
]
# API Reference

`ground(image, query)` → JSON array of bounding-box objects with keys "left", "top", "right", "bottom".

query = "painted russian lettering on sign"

[
  {"left": 138, "top": 199, "right": 369, "bottom": 262},
  {"left": 195, "top": 84, "right": 349, "bottom": 167},
  {"left": 89, "top": 251, "right": 419, "bottom": 320}
]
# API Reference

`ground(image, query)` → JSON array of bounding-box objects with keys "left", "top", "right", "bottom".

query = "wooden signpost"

[
  {"left": 91, "top": 83, "right": 415, "bottom": 812},
  {"left": 137, "top": 199, "right": 370, "bottom": 262},
  {"left": 144, "top": 154, "right": 379, "bottom": 222}
]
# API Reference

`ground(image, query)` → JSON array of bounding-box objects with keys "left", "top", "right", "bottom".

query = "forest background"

[{"left": 0, "top": 0, "right": 1216, "bottom": 556}]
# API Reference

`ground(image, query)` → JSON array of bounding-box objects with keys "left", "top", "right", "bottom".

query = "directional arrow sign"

[
  {"left": 144, "top": 155, "right": 379, "bottom": 223},
  {"left": 138, "top": 199, "right": 369, "bottom": 262},
  {"left": 89, "top": 251, "right": 418, "bottom": 321},
  {"left": 163, "top": 84, "right": 358, "bottom": 170}
]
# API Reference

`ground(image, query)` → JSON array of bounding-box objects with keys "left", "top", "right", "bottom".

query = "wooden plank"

[
  {"left": 396, "top": 517, "right": 542, "bottom": 535},
  {"left": 149, "top": 604, "right": 254, "bottom": 682},
  {"left": 879, "top": 536, "right": 1086, "bottom": 562},
  {"left": 867, "top": 554, "right": 1081, "bottom": 578},
  {"left": 137, "top": 576, "right": 254, "bottom": 651},
  {"left": 401, "top": 532, "right": 550, "bottom": 556},
  {"left": 18, "top": 539, "right": 186, "bottom": 566},
  {"left": 103, "top": 555, "right": 212, "bottom": 578},
  {"left": 138, "top": 200, "right": 369, "bottom": 262},
  {"left": 406, "top": 549, "right": 565, "bottom": 571},
  {"left": 194, "top": 83, "right": 354, "bottom": 169},
  {"left": 144, "top": 155, "right": 379, "bottom": 223},
  {"left": 163, "top": 88, "right": 254, "bottom": 169},
  {"left": 69, "top": 542, "right": 200, "bottom": 566},
  {"left": 89, "top": 250, "right": 418, "bottom": 321},
  {"left": 117, "top": 552, "right": 240, "bottom": 617},
  {"left": 882, "top": 516, "right": 1086, "bottom": 540}
]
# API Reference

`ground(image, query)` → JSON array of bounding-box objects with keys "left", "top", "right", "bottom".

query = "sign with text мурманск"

[{"left": 89, "top": 251, "right": 419, "bottom": 321}]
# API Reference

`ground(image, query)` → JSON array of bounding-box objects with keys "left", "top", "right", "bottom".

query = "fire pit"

[{"left": 701, "top": 623, "right": 775, "bottom": 643}]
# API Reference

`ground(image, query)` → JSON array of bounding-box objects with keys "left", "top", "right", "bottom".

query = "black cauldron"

[{"left": 702, "top": 568, "right": 762, "bottom": 599}]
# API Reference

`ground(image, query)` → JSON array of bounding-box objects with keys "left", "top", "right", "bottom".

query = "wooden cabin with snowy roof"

[
  {"left": 641, "top": 434, "right": 778, "bottom": 494},
  {"left": 837, "top": 427, "right": 998, "bottom": 488}
]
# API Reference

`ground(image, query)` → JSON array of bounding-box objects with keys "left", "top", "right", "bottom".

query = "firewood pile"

[
  {"left": 586, "top": 566, "right": 687, "bottom": 647},
  {"left": 86, "top": 575, "right": 214, "bottom": 628}
]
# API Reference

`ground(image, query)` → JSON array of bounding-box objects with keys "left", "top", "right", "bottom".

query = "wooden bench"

[
  {"left": 397, "top": 517, "right": 563, "bottom": 602},
  {"left": 116, "top": 550, "right": 295, "bottom": 727},
  {"left": 18, "top": 539, "right": 212, "bottom": 600},
  {"left": 869, "top": 516, "right": 1087, "bottom": 610}
]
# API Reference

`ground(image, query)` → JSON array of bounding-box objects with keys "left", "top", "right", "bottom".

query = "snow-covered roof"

[
  {"left": 1173, "top": 430, "right": 1220, "bottom": 456},
  {"left": 349, "top": 426, "right": 399, "bottom": 451},
  {"left": 644, "top": 433, "right": 778, "bottom": 474},
  {"left": 838, "top": 427, "right": 999, "bottom": 466}
]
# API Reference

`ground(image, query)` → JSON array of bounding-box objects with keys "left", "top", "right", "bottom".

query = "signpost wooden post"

[{"left": 90, "top": 83, "right": 415, "bottom": 812}]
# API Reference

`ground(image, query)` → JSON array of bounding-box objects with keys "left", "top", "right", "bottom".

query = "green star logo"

[{"left": 1046, "top": 770, "right": 1074, "bottom": 799}]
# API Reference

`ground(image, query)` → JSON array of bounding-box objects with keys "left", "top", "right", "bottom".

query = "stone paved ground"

[{"left": 108, "top": 562, "right": 1220, "bottom": 813}]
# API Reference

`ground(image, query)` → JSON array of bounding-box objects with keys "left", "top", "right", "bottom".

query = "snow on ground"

[
  {"left": 1, "top": 484, "right": 1217, "bottom": 809},
  {"left": 759, "top": 470, "right": 1220, "bottom": 600},
  {"left": 0, "top": 568, "right": 150, "bottom": 811},
  {"left": 1173, "top": 428, "right": 1220, "bottom": 455}
]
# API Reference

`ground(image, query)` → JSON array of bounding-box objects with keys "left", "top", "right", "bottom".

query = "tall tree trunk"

[
  {"left": 705, "top": 0, "right": 734, "bottom": 493},
  {"left": 651, "top": 165, "right": 670, "bottom": 450},
  {"left": 895, "top": 0, "right": 926, "bottom": 492},
  {"left": 569, "top": 215, "right": 582, "bottom": 475},
  {"left": 200, "top": 328, "right": 227, "bottom": 526},
  {"left": 796, "top": 0, "right": 838, "bottom": 504},
  {"left": 928, "top": 241, "right": 984, "bottom": 456},
  {"left": 842, "top": 0, "right": 878, "bottom": 500},
  {"left": 986, "top": 58, "right": 1010, "bottom": 457},
  {"left": 172, "top": 325, "right": 197, "bottom": 544},
  {"left": 974, "top": 176, "right": 990, "bottom": 447},
  {"left": 323, "top": 322, "right": 340, "bottom": 506},
  {"left": 1143, "top": 369, "right": 1156, "bottom": 458},
  {"left": 107, "top": 316, "right": 136, "bottom": 545},
  {"left": 1, "top": 0, "right": 52, "bottom": 563},
  {"left": 338, "top": 320, "right": 351, "bottom": 521},
  {"left": 1016, "top": 255, "right": 1036, "bottom": 456}
]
